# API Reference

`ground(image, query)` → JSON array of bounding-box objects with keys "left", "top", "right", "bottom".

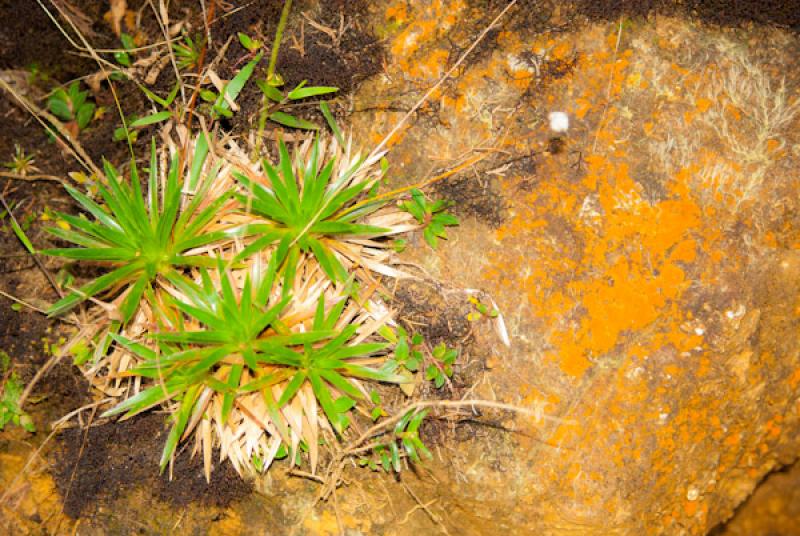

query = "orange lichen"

[{"left": 482, "top": 26, "right": 720, "bottom": 379}]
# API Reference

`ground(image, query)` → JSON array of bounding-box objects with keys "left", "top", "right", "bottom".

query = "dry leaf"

[{"left": 109, "top": 0, "right": 127, "bottom": 36}]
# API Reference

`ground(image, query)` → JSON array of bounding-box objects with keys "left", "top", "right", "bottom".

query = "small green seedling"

[
  {"left": 393, "top": 328, "right": 457, "bottom": 389},
  {"left": 114, "top": 33, "right": 136, "bottom": 67},
  {"left": 359, "top": 409, "right": 431, "bottom": 472},
  {"left": 400, "top": 189, "right": 459, "bottom": 248},
  {"left": 47, "top": 81, "right": 96, "bottom": 134},
  {"left": 425, "top": 342, "right": 457, "bottom": 389},
  {"left": 467, "top": 295, "right": 499, "bottom": 321},
  {"left": 369, "top": 389, "right": 388, "bottom": 421},
  {"left": 0, "top": 351, "right": 35, "bottom": 432},
  {"left": 211, "top": 53, "right": 263, "bottom": 119},
  {"left": 3, "top": 145, "right": 38, "bottom": 176},
  {"left": 393, "top": 326, "right": 425, "bottom": 373},
  {"left": 115, "top": 81, "right": 180, "bottom": 142},
  {"left": 113, "top": 115, "right": 140, "bottom": 143},
  {"left": 238, "top": 32, "right": 263, "bottom": 53},
  {"left": 173, "top": 33, "right": 204, "bottom": 71},
  {"left": 256, "top": 79, "right": 339, "bottom": 131}
]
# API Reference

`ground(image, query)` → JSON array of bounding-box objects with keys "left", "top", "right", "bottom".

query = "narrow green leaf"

[
  {"left": 319, "top": 101, "right": 345, "bottom": 147},
  {"left": 129, "top": 111, "right": 172, "bottom": 128},
  {"left": 160, "top": 384, "right": 202, "bottom": 471},
  {"left": 256, "top": 80, "right": 284, "bottom": 102},
  {"left": 277, "top": 371, "right": 306, "bottom": 407},
  {"left": 288, "top": 85, "right": 338, "bottom": 100},
  {"left": 8, "top": 212, "right": 35, "bottom": 254},
  {"left": 221, "top": 364, "right": 243, "bottom": 425},
  {"left": 269, "top": 111, "right": 319, "bottom": 130},
  {"left": 76, "top": 103, "right": 95, "bottom": 130},
  {"left": 215, "top": 52, "right": 262, "bottom": 115}
]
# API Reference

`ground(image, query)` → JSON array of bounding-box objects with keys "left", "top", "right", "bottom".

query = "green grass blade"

[
  {"left": 278, "top": 141, "right": 301, "bottom": 213},
  {"left": 310, "top": 221, "right": 388, "bottom": 235},
  {"left": 320, "top": 181, "right": 373, "bottom": 221},
  {"left": 319, "top": 101, "right": 344, "bottom": 146},
  {"left": 307, "top": 238, "right": 345, "bottom": 282},
  {"left": 277, "top": 371, "right": 306, "bottom": 407},
  {"left": 330, "top": 342, "right": 388, "bottom": 360},
  {"left": 130, "top": 111, "right": 172, "bottom": 128},
  {"left": 188, "top": 132, "right": 209, "bottom": 191},
  {"left": 156, "top": 154, "right": 182, "bottom": 244},
  {"left": 119, "top": 276, "right": 147, "bottom": 324},
  {"left": 260, "top": 385, "right": 291, "bottom": 444},
  {"left": 342, "top": 363, "right": 405, "bottom": 383},
  {"left": 170, "top": 254, "right": 220, "bottom": 269},
  {"left": 220, "top": 364, "right": 243, "bottom": 426},
  {"left": 287, "top": 85, "right": 337, "bottom": 100},
  {"left": 313, "top": 292, "right": 325, "bottom": 330},
  {"left": 267, "top": 330, "right": 336, "bottom": 346},
  {"left": 109, "top": 332, "right": 158, "bottom": 360},
  {"left": 318, "top": 369, "right": 362, "bottom": 400},
  {"left": 214, "top": 52, "right": 262, "bottom": 117},
  {"left": 63, "top": 184, "right": 125, "bottom": 235},
  {"left": 301, "top": 159, "right": 334, "bottom": 218},
  {"left": 232, "top": 229, "right": 285, "bottom": 263},
  {"left": 47, "top": 262, "right": 141, "bottom": 317},
  {"left": 153, "top": 330, "right": 230, "bottom": 345},
  {"left": 39, "top": 247, "right": 137, "bottom": 262},
  {"left": 147, "top": 139, "right": 158, "bottom": 229},
  {"left": 43, "top": 226, "right": 106, "bottom": 248},
  {"left": 7, "top": 209, "right": 35, "bottom": 254},
  {"left": 234, "top": 178, "right": 291, "bottom": 224},
  {"left": 281, "top": 244, "right": 299, "bottom": 297},
  {"left": 174, "top": 190, "right": 231, "bottom": 246},
  {"left": 172, "top": 300, "right": 228, "bottom": 331},
  {"left": 262, "top": 161, "right": 295, "bottom": 218},
  {"left": 159, "top": 384, "right": 202, "bottom": 471},
  {"left": 268, "top": 111, "right": 319, "bottom": 130},
  {"left": 308, "top": 371, "right": 344, "bottom": 433},
  {"left": 101, "top": 380, "right": 182, "bottom": 419},
  {"left": 100, "top": 160, "right": 149, "bottom": 237},
  {"left": 252, "top": 293, "right": 291, "bottom": 335},
  {"left": 54, "top": 212, "right": 132, "bottom": 249}
]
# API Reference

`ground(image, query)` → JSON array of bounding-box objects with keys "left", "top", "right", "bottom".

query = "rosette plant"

[
  {"left": 104, "top": 258, "right": 405, "bottom": 477},
  {"left": 233, "top": 135, "right": 415, "bottom": 290},
  {"left": 43, "top": 135, "right": 248, "bottom": 326}
]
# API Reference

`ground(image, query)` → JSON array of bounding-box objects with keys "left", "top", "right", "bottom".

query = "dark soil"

[
  {"left": 394, "top": 279, "right": 472, "bottom": 347},
  {"left": 211, "top": 0, "right": 385, "bottom": 135},
  {"left": 570, "top": 0, "right": 800, "bottom": 29},
  {"left": 0, "top": 277, "right": 90, "bottom": 426},
  {"left": 54, "top": 412, "right": 252, "bottom": 519},
  {"left": 434, "top": 174, "right": 506, "bottom": 227},
  {"left": 0, "top": 0, "right": 146, "bottom": 184}
]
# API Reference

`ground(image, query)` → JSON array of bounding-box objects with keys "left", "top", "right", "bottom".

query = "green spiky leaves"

[
  {"left": 43, "top": 136, "right": 248, "bottom": 324},
  {"left": 234, "top": 138, "right": 390, "bottom": 288},
  {"left": 400, "top": 189, "right": 459, "bottom": 249},
  {"left": 102, "top": 259, "right": 403, "bottom": 470}
]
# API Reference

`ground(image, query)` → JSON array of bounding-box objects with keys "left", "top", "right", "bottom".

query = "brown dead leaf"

[{"left": 109, "top": 0, "right": 127, "bottom": 36}]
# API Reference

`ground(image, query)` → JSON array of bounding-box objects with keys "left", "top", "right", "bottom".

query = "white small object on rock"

[{"left": 548, "top": 111, "right": 569, "bottom": 133}]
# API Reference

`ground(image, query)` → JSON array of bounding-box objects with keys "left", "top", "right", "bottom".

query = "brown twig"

[{"left": 0, "top": 172, "right": 67, "bottom": 184}]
